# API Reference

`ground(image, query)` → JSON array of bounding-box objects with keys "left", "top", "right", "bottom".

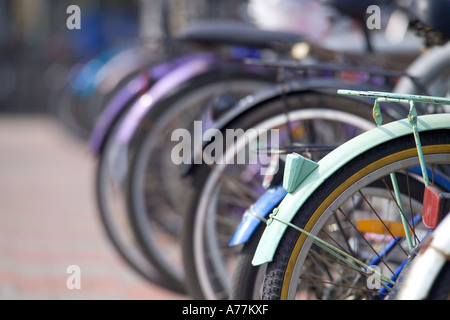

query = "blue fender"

[
  {"left": 70, "top": 45, "right": 130, "bottom": 98},
  {"left": 229, "top": 185, "right": 287, "bottom": 246},
  {"left": 252, "top": 113, "right": 450, "bottom": 266}
]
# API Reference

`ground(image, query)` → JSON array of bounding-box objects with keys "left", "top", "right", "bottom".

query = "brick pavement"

[{"left": 0, "top": 115, "right": 188, "bottom": 300}]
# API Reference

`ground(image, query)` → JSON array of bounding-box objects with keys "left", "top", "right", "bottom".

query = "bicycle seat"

[
  {"left": 409, "top": 0, "right": 450, "bottom": 36},
  {"left": 176, "top": 21, "right": 304, "bottom": 50}
]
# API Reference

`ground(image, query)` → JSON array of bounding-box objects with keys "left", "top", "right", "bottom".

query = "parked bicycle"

[
  {"left": 94, "top": 20, "right": 303, "bottom": 294},
  {"left": 92, "top": 0, "right": 411, "bottom": 297},
  {"left": 89, "top": 0, "right": 448, "bottom": 299},
  {"left": 180, "top": 0, "right": 450, "bottom": 300},
  {"left": 249, "top": 89, "right": 449, "bottom": 299}
]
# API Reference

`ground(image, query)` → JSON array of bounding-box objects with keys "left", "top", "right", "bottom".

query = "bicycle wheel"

[
  {"left": 122, "top": 69, "right": 273, "bottom": 291},
  {"left": 183, "top": 91, "right": 384, "bottom": 300},
  {"left": 231, "top": 224, "right": 268, "bottom": 299},
  {"left": 262, "top": 129, "right": 450, "bottom": 300},
  {"left": 95, "top": 101, "right": 188, "bottom": 293}
]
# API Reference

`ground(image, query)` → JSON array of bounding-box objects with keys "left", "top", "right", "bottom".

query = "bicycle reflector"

[
  {"left": 283, "top": 153, "right": 318, "bottom": 193},
  {"left": 422, "top": 185, "right": 450, "bottom": 228}
]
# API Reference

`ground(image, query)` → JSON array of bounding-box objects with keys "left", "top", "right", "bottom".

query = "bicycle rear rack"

[{"left": 338, "top": 90, "right": 450, "bottom": 239}]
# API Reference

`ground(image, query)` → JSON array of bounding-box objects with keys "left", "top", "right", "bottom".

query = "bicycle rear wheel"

[{"left": 262, "top": 129, "right": 450, "bottom": 300}]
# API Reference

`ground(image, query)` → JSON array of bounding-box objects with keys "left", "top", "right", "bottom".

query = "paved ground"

[{"left": 0, "top": 115, "right": 188, "bottom": 300}]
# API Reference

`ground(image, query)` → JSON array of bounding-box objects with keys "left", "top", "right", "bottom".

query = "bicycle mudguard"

[
  {"left": 229, "top": 185, "right": 287, "bottom": 246},
  {"left": 88, "top": 69, "right": 152, "bottom": 155},
  {"left": 88, "top": 56, "right": 194, "bottom": 155},
  {"left": 113, "top": 52, "right": 218, "bottom": 145},
  {"left": 394, "top": 41, "right": 450, "bottom": 95},
  {"left": 252, "top": 113, "right": 450, "bottom": 266}
]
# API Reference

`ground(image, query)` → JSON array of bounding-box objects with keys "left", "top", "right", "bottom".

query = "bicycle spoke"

[
  {"left": 358, "top": 189, "right": 409, "bottom": 256},
  {"left": 380, "top": 177, "right": 421, "bottom": 245},
  {"left": 335, "top": 207, "right": 398, "bottom": 279}
]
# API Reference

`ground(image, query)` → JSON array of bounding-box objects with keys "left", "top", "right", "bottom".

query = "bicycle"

[
  {"left": 250, "top": 89, "right": 450, "bottom": 299},
  {"left": 180, "top": 0, "right": 450, "bottom": 299},
  {"left": 93, "top": 21, "right": 303, "bottom": 294},
  {"left": 95, "top": 0, "right": 405, "bottom": 296}
]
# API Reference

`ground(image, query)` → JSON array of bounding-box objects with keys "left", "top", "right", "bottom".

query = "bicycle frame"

[{"left": 252, "top": 106, "right": 450, "bottom": 266}]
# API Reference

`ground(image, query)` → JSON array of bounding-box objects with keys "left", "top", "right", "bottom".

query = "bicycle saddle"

[{"left": 176, "top": 20, "right": 304, "bottom": 50}]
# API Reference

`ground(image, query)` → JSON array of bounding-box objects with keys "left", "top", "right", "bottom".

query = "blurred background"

[
  {"left": 0, "top": 0, "right": 423, "bottom": 115},
  {"left": 0, "top": 0, "right": 425, "bottom": 299},
  {"left": 1, "top": 0, "right": 243, "bottom": 300},
  {"left": 1, "top": 0, "right": 247, "bottom": 114}
]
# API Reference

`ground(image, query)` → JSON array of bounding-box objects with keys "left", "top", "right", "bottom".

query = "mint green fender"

[{"left": 252, "top": 113, "right": 450, "bottom": 266}]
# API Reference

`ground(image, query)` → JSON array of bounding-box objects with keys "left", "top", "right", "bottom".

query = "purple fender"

[
  {"left": 88, "top": 54, "right": 214, "bottom": 155},
  {"left": 114, "top": 52, "right": 218, "bottom": 145},
  {"left": 88, "top": 69, "right": 152, "bottom": 155}
]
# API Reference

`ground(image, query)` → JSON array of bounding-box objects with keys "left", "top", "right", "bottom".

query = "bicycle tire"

[
  {"left": 262, "top": 129, "right": 450, "bottom": 300},
  {"left": 230, "top": 224, "right": 267, "bottom": 299},
  {"left": 126, "top": 69, "right": 274, "bottom": 291},
  {"left": 95, "top": 93, "right": 190, "bottom": 294},
  {"left": 183, "top": 91, "right": 383, "bottom": 299}
]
